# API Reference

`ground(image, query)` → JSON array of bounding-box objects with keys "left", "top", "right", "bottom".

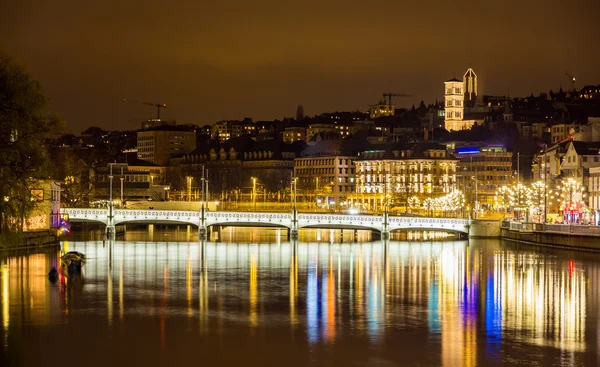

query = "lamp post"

[
  {"left": 106, "top": 163, "right": 116, "bottom": 240},
  {"left": 120, "top": 167, "right": 124, "bottom": 208},
  {"left": 186, "top": 176, "right": 192, "bottom": 202},
  {"left": 471, "top": 176, "right": 478, "bottom": 219}
]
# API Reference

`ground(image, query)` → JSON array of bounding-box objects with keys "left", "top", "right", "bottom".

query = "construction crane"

[
  {"left": 124, "top": 99, "right": 167, "bottom": 119},
  {"left": 382, "top": 93, "right": 413, "bottom": 110},
  {"left": 564, "top": 72, "right": 576, "bottom": 91}
]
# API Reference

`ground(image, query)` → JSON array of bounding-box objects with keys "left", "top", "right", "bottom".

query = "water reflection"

[{"left": 0, "top": 232, "right": 599, "bottom": 366}]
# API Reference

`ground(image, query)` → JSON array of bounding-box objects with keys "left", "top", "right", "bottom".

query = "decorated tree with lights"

[
  {"left": 553, "top": 178, "right": 586, "bottom": 223},
  {"left": 407, "top": 196, "right": 420, "bottom": 213},
  {"left": 530, "top": 181, "right": 546, "bottom": 222}
]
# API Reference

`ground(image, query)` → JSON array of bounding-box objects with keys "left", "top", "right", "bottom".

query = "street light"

[
  {"left": 471, "top": 176, "right": 478, "bottom": 219},
  {"left": 186, "top": 176, "right": 192, "bottom": 202}
]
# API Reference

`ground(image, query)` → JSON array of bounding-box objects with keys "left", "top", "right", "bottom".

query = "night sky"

[{"left": 2, "top": 0, "right": 599, "bottom": 133}]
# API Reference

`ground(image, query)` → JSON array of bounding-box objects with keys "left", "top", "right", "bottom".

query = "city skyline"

[{"left": 2, "top": 0, "right": 599, "bottom": 132}]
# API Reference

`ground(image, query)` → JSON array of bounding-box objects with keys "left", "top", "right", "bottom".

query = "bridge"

[{"left": 62, "top": 207, "right": 472, "bottom": 240}]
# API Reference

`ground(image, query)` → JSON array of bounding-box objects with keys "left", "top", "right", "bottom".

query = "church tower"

[
  {"left": 463, "top": 68, "right": 477, "bottom": 106},
  {"left": 444, "top": 77, "right": 464, "bottom": 131}
]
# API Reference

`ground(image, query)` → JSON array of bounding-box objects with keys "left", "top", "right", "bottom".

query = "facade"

[
  {"left": 282, "top": 126, "right": 307, "bottom": 143},
  {"left": 444, "top": 68, "right": 483, "bottom": 131},
  {"left": 178, "top": 139, "right": 299, "bottom": 201},
  {"left": 137, "top": 128, "right": 196, "bottom": 165},
  {"left": 559, "top": 141, "right": 600, "bottom": 186},
  {"left": 211, "top": 120, "right": 256, "bottom": 142},
  {"left": 589, "top": 166, "right": 600, "bottom": 225},
  {"left": 531, "top": 139, "right": 571, "bottom": 182},
  {"left": 307, "top": 123, "right": 336, "bottom": 141},
  {"left": 550, "top": 123, "right": 572, "bottom": 144},
  {"left": 94, "top": 163, "right": 170, "bottom": 203},
  {"left": 453, "top": 145, "right": 513, "bottom": 207},
  {"left": 355, "top": 143, "right": 458, "bottom": 211},
  {"left": 294, "top": 156, "right": 356, "bottom": 202},
  {"left": 24, "top": 180, "right": 62, "bottom": 232},
  {"left": 369, "top": 102, "right": 395, "bottom": 120},
  {"left": 444, "top": 77, "right": 465, "bottom": 130}
]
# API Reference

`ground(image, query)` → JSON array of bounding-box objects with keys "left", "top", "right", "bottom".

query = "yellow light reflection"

[
  {"left": 289, "top": 252, "right": 298, "bottom": 326},
  {"left": 2, "top": 262, "right": 9, "bottom": 347},
  {"left": 249, "top": 252, "right": 258, "bottom": 327}
]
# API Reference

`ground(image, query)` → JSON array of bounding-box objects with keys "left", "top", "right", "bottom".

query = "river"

[{"left": 1, "top": 228, "right": 599, "bottom": 366}]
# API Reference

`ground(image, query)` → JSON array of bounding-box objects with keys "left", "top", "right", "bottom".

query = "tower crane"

[
  {"left": 564, "top": 72, "right": 576, "bottom": 91},
  {"left": 382, "top": 93, "right": 413, "bottom": 110},
  {"left": 124, "top": 99, "right": 167, "bottom": 119}
]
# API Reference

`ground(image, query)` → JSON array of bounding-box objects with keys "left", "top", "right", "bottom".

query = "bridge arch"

[
  {"left": 389, "top": 227, "right": 469, "bottom": 235},
  {"left": 207, "top": 221, "right": 291, "bottom": 230}
]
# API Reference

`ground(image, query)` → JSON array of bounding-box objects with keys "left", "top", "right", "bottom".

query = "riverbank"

[
  {"left": 500, "top": 223, "right": 600, "bottom": 252},
  {"left": 0, "top": 230, "right": 60, "bottom": 250}
]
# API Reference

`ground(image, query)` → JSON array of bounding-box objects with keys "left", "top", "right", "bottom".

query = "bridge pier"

[
  {"left": 198, "top": 226, "right": 207, "bottom": 241},
  {"left": 381, "top": 230, "right": 390, "bottom": 240},
  {"left": 105, "top": 225, "right": 116, "bottom": 241}
]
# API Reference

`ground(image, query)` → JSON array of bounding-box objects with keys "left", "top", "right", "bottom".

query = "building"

[
  {"left": 355, "top": 143, "right": 458, "bottom": 211},
  {"left": 294, "top": 139, "right": 371, "bottom": 207},
  {"left": 453, "top": 145, "right": 513, "bottom": 207},
  {"left": 140, "top": 119, "right": 176, "bottom": 130},
  {"left": 178, "top": 137, "right": 302, "bottom": 202},
  {"left": 559, "top": 141, "right": 600, "bottom": 185},
  {"left": 307, "top": 123, "right": 337, "bottom": 141},
  {"left": 94, "top": 163, "right": 170, "bottom": 204},
  {"left": 369, "top": 101, "right": 395, "bottom": 120},
  {"left": 531, "top": 140, "right": 571, "bottom": 181},
  {"left": 444, "top": 77, "right": 465, "bottom": 130},
  {"left": 464, "top": 68, "right": 478, "bottom": 106},
  {"left": 211, "top": 119, "right": 256, "bottom": 142},
  {"left": 550, "top": 123, "right": 573, "bottom": 144},
  {"left": 282, "top": 126, "right": 307, "bottom": 143},
  {"left": 24, "top": 180, "right": 62, "bottom": 232},
  {"left": 137, "top": 127, "right": 196, "bottom": 165},
  {"left": 589, "top": 166, "right": 600, "bottom": 225},
  {"left": 444, "top": 68, "right": 484, "bottom": 131}
]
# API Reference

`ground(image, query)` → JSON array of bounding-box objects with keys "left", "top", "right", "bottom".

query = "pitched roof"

[
  {"left": 571, "top": 141, "right": 600, "bottom": 156},
  {"left": 446, "top": 77, "right": 462, "bottom": 83}
]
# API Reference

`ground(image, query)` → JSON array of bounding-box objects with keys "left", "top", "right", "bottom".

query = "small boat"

[{"left": 61, "top": 251, "right": 86, "bottom": 274}]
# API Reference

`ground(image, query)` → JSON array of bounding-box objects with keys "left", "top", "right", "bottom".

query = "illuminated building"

[
  {"left": 294, "top": 155, "right": 356, "bottom": 202},
  {"left": 178, "top": 137, "right": 298, "bottom": 199},
  {"left": 307, "top": 123, "right": 337, "bottom": 141},
  {"left": 444, "top": 77, "right": 465, "bottom": 131},
  {"left": 22, "top": 180, "right": 62, "bottom": 231},
  {"left": 550, "top": 123, "right": 573, "bottom": 143},
  {"left": 210, "top": 119, "right": 257, "bottom": 142},
  {"left": 464, "top": 68, "right": 478, "bottom": 105},
  {"left": 137, "top": 127, "right": 196, "bottom": 165},
  {"left": 453, "top": 145, "right": 513, "bottom": 207},
  {"left": 94, "top": 162, "right": 170, "bottom": 202},
  {"left": 444, "top": 68, "right": 483, "bottom": 131},
  {"left": 282, "top": 126, "right": 307, "bottom": 143},
  {"left": 589, "top": 167, "right": 600, "bottom": 225},
  {"left": 355, "top": 143, "right": 458, "bottom": 211},
  {"left": 369, "top": 101, "right": 395, "bottom": 119}
]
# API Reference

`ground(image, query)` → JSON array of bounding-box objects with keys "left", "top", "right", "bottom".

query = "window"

[{"left": 583, "top": 156, "right": 588, "bottom": 163}]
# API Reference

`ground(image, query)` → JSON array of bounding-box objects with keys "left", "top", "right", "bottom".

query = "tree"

[
  {"left": 0, "top": 54, "right": 63, "bottom": 233},
  {"left": 53, "top": 150, "right": 93, "bottom": 207}
]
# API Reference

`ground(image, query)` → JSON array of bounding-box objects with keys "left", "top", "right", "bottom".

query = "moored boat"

[{"left": 61, "top": 251, "right": 86, "bottom": 274}]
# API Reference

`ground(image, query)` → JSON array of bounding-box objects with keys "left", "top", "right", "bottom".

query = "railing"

[
  {"left": 504, "top": 222, "right": 600, "bottom": 236},
  {"left": 544, "top": 224, "right": 600, "bottom": 236}
]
